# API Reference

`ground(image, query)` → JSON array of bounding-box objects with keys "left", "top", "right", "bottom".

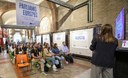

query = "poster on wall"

[
  {"left": 36, "top": 35, "right": 41, "bottom": 43},
  {"left": 16, "top": 0, "right": 40, "bottom": 26},
  {"left": 53, "top": 32, "right": 66, "bottom": 49},
  {"left": 42, "top": 34, "right": 50, "bottom": 45},
  {"left": 70, "top": 28, "right": 93, "bottom": 57}
]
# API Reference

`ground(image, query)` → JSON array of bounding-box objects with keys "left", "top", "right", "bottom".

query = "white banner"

[
  {"left": 70, "top": 28, "right": 93, "bottom": 57},
  {"left": 36, "top": 35, "right": 41, "bottom": 43},
  {"left": 70, "top": 29, "right": 92, "bottom": 49},
  {"left": 16, "top": 0, "right": 40, "bottom": 26},
  {"left": 53, "top": 32, "right": 66, "bottom": 49},
  {"left": 43, "top": 34, "right": 50, "bottom": 45}
]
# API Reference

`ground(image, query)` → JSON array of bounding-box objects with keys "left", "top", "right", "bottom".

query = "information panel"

[
  {"left": 53, "top": 32, "right": 66, "bottom": 49},
  {"left": 36, "top": 35, "right": 41, "bottom": 43},
  {"left": 42, "top": 34, "right": 50, "bottom": 45},
  {"left": 16, "top": 0, "right": 40, "bottom": 26},
  {"left": 70, "top": 28, "right": 93, "bottom": 57}
]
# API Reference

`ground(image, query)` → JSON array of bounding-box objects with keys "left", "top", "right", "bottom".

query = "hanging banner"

[{"left": 16, "top": 0, "right": 40, "bottom": 26}]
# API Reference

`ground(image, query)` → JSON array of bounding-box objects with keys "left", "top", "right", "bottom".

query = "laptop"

[
  {"left": 117, "top": 40, "right": 128, "bottom": 50},
  {"left": 122, "top": 40, "right": 128, "bottom": 48}
]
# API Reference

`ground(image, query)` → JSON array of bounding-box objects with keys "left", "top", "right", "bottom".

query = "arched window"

[
  {"left": 40, "top": 17, "right": 50, "bottom": 33},
  {"left": 13, "top": 32, "right": 22, "bottom": 44}
]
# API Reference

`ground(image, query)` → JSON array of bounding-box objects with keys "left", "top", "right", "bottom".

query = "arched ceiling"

[
  {"left": 0, "top": 0, "right": 69, "bottom": 25},
  {"left": 1, "top": 0, "right": 45, "bottom": 5},
  {"left": 2, "top": 10, "right": 16, "bottom": 25}
]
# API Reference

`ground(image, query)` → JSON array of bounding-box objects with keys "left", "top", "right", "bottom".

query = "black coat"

[{"left": 90, "top": 37, "right": 118, "bottom": 68}]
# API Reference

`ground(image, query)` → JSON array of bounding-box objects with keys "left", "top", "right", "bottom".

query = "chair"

[
  {"left": 9, "top": 51, "right": 14, "bottom": 61},
  {"left": 16, "top": 54, "right": 30, "bottom": 76},
  {"left": 42, "top": 51, "right": 52, "bottom": 72}
]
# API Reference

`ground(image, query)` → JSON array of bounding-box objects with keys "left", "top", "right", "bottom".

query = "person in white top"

[
  {"left": 61, "top": 42, "right": 74, "bottom": 64},
  {"left": 61, "top": 42, "right": 70, "bottom": 54}
]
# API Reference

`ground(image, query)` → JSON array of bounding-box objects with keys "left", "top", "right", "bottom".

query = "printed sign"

[
  {"left": 43, "top": 34, "right": 50, "bottom": 45},
  {"left": 53, "top": 32, "right": 66, "bottom": 48},
  {"left": 16, "top": 0, "right": 40, "bottom": 26},
  {"left": 36, "top": 35, "right": 41, "bottom": 43}
]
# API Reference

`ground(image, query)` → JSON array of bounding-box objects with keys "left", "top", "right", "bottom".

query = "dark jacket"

[{"left": 90, "top": 37, "right": 118, "bottom": 68}]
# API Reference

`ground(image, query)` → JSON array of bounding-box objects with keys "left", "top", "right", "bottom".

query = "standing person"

[
  {"left": 5, "top": 40, "right": 8, "bottom": 53},
  {"left": 90, "top": 24, "right": 118, "bottom": 78}
]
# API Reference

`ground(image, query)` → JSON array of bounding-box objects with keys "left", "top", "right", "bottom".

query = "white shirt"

[{"left": 61, "top": 45, "right": 69, "bottom": 53}]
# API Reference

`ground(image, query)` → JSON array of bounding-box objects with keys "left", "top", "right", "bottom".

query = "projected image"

[
  {"left": 115, "top": 8, "right": 125, "bottom": 40},
  {"left": 70, "top": 29, "right": 93, "bottom": 49},
  {"left": 70, "top": 28, "right": 93, "bottom": 57}
]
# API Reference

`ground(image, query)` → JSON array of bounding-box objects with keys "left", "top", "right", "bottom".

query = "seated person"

[
  {"left": 51, "top": 43, "right": 65, "bottom": 67},
  {"left": 14, "top": 45, "right": 22, "bottom": 56},
  {"left": 22, "top": 44, "right": 27, "bottom": 54},
  {"left": 43, "top": 43, "right": 58, "bottom": 72},
  {"left": 10, "top": 44, "right": 15, "bottom": 55},
  {"left": 27, "top": 44, "right": 32, "bottom": 58},
  {"left": 43, "top": 42, "right": 47, "bottom": 48},
  {"left": 14, "top": 45, "right": 22, "bottom": 64},
  {"left": 31, "top": 43, "right": 46, "bottom": 75},
  {"left": 61, "top": 42, "right": 74, "bottom": 64},
  {"left": 9, "top": 44, "right": 15, "bottom": 64}
]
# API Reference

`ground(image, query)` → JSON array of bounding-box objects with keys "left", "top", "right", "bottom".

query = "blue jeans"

[{"left": 46, "top": 56, "right": 56, "bottom": 65}]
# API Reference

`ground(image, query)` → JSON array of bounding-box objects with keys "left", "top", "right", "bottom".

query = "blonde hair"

[{"left": 99, "top": 24, "right": 115, "bottom": 43}]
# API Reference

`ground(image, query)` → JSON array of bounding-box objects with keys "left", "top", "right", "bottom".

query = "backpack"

[
  {"left": 55, "top": 59, "right": 61, "bottom": 68},
  {"left": 44, "top": 61, "right": 49, "bottom": 72},
  {"left": 65, "top": 54, "right": 74, "bottom": 63}
]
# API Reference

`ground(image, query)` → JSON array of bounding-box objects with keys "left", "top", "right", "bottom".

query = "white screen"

[
  {"left": 36, "top": 35, "right": 41, "bottom": 43},
  {"left": 42, "top": 34, "right": 50, "bottom": 45},
  {"left": 70, "top": 28, "right": 93, "bottom": 57},
  {"left": 53, "top": 32, "right": 66, "bottom": 49}
]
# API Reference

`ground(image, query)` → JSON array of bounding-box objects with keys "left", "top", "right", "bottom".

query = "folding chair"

[{"left": 16, "top": 54, "right": 30, "bottom": 76}]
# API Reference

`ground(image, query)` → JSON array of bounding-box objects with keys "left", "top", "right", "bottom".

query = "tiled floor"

[
  {"left": 0, "top": 52, "right": 17, "bottom": 78},
  {"left": 0, "top": 51, "right": 91, "bottom": 78}
]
